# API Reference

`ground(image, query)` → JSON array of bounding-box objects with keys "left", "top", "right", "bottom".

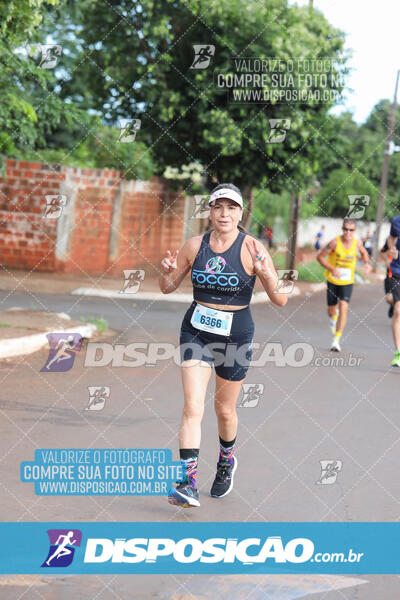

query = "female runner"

[{"left": 159, "top": 183, "right": 287, "bottom": 507}]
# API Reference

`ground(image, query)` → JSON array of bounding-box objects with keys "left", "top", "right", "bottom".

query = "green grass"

[
  {"left": 268, "top": 251, "right": 370, "bottom": 285},
  {"left": 0, "top": 322, "right": 11, "bottom": 328},
  {"left": 80, "top": 316, "right": 108, "bottom": 334},
  {"left": 296, "top": 260, "right": 326, "bottom": 283},
  {"left": 270, "top": 251, "right": 286, "bottom": 270},
  {"left": 354, "top": 269, "right": 366, "bottom": 283},
  {"left": 270, "top": 253, "right": 326, "bottom": 283},
  {"left": 298, "top": 263, "right": 366, "bottom": 284}
]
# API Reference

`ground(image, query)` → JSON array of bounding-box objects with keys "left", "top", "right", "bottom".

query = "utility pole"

[
  {"left": 286, "top": 193, "right": 302, "bottom": 271},
  {"left": 372, "top": 69, "right": 400, "bottom": 270}
]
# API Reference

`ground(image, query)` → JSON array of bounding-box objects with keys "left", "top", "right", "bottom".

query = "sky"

[{"left": 290, "top": 0, "right": 399, "bottom": 123}]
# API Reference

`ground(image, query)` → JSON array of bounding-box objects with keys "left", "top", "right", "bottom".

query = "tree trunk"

[
  {"left": 242, "top": 186, "right": 254, "bottom": 230},
  {"left": 286, "top": 193, "right": 302, "bottom": 270}
]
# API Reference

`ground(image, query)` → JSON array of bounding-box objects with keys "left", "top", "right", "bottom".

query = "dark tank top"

[{"left": 191, "top": 230, "right": 256, "bottom": 306}]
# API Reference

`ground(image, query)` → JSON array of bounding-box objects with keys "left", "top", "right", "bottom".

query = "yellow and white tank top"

[{"left": 325, "top": 236, "right": 358, "bottom": 285}]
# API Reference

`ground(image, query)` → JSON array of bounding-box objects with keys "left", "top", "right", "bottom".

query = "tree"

[
  {"left": 17, "top": 120, "right": 156, "bottom": 179},
  {"left": 312, "top": 167, "right": 376, "bottom": 219},
  {"left": 37, "top": 0, "right": 348, "bottom": 224},
  {"left": 310, "top": 102, "right": 400, "bottom": 219},
  {"left": 0, "top": 0, "right": 89, "bottom": 166}
]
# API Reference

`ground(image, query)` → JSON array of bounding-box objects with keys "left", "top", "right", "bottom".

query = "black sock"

[
  {"left": 180, "top": 448, "right": 199, "bottom": 460},
  {"left": 219, "top": 436, "right": 236, "bottom": 448}
]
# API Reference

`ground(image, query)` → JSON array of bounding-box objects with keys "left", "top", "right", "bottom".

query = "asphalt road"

[{"left": 0, "top": 283, "right": 399, "bottom": 598}]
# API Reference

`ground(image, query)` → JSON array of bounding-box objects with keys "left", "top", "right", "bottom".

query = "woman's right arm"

[{"left": 159, "top": 239, "right": 193, "bottom": 294}]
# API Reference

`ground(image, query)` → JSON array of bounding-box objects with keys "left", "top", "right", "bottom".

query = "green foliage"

[
  {"left": 311, "top": 104, "right": 400, "bottom": 218},
  {"left": 252, "top": 188, "right": 291, "bottom": 235},
  {"left": 0, "top": 0, "right": 87, "bottom": 166},
  {"left": 13, "top": 120, "right": 156, "bottom": 179},
  {"left": 87, "top": 124, "right": 155, "bottom": 179},
  {"left": 5, "top": 0, "right": 398, "bottom": 229},
  {"left": 297, "top": 260, "right": 326, "bottom": 283},
  {"left": 254, "top": 101, "right": 400, "bottom": 228},
  {"left": 80, "top": 316, "right": 108, "bottom": 335},
  {"left": 269, "top": 251, "right": 286, "bottom": 269},
  {"left": 312, "top": 168, "right": 377, "bottom": 219},
  {"left": 35, "top": 0, "right": 347, "bottom": 196}
]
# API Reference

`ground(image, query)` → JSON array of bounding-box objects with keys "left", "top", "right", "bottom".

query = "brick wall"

[
  {"left": 0, "top": 159, "right": 185, "bottom": 276},
  {"left": 0, "top": 161, "right": 65, "bottom": 271}
]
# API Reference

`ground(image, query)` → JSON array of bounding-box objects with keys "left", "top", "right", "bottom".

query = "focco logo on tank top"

[
  {"left": 193, "top": 255, "right": 240, "bottom": 291},
  {"left": 205, "top": 256, "right": 226, "bottom": 274},
  {"left": 191, "top": 231, "right": 256, "bottom": 306}
]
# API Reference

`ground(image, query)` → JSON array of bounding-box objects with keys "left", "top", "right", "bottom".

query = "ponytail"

[{"left": 237, "top": 223, "right": 250, "bottom": 235}]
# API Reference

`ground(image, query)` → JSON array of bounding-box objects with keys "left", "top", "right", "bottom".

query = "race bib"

[
  {"left": 338, "top": 268, "right": 352, "bottom": 281},
  {"left": 190, "top": 304, "right": 233, "bottom": 336}
]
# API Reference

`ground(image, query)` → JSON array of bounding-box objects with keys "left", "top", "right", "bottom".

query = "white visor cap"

[{"left": 209, "top": 187, "right": 243, "bottom": 209}]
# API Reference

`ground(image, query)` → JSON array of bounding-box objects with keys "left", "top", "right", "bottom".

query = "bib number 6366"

[{"left": 200, "top": 315, "right": 222, "bottom": 328}]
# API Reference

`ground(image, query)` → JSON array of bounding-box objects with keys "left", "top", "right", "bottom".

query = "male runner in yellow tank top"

[{"left": 317, "top": 218, "right": 371, "bottom": 351}]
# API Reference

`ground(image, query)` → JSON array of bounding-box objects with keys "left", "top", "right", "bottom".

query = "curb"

[
  {"left": 0, "top": 323, "right": 97, "bottom": 359},
  {"left": 0, "top": 284, "right": 328, "bottom": 360},
  {"left": 72, "top": 287, "right": 198, "bottom": 303}
]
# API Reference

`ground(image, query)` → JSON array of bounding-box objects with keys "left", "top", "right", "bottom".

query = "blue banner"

[{"left": 0, "top": 522, "right": 398, "bottom": 574}]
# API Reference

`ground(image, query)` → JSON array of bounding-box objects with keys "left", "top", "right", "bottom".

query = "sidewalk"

[
  {"left": 0, "top": 268, "right": 329, "bottom": 302},
  {"left": 0, "top": 266, "right": 385, "bottom": 304},
  {"left": 0, "top": 268, "right": 385, "bottom": 359},
  {"left": 0, "top": 308, "right": 98, "bottom": 359},
  {"left": 0, "top": 269, "right": 128, "bottom": 296}
]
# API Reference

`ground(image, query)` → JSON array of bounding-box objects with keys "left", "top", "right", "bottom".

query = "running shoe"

[
  {"left": 210, "top": 456, "right": 237, "bottom": 498},
  {"left": 330, "top": 337, "right": 341, "bottom": 352},
  {"left": 391, "top": 351, "right": 400, "bottom": 368},
  {"left": 168, "top": 480, "right": 200, "bottom": 508},
  {"left": 388, "top": 305, "right": 394, "bottom": 319}
]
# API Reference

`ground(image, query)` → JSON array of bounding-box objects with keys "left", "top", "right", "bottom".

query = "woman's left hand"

[{"left": 245, "top": 239, "right": 274, "bottom": 277}]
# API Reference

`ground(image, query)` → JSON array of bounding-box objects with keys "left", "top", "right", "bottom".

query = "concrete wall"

[
  {"left": 273, "top": 215, "right": 392, "bottom": 248},
  {"left": 297, "top": 216, "right": 391, "bottom": 249}
]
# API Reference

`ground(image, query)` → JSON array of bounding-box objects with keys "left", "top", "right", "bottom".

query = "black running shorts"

[
  {"left": 392, "top": 275, "right": 400, "bottom": 304},
  {"left": 327, "top": 281, "right": 353, "bottom": 305},
  {"left": 384, "top": 276, "right": 395, "bottom": 295},
  {"left": 179, "top": 301, "right": 254, "bottom": 381}
]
